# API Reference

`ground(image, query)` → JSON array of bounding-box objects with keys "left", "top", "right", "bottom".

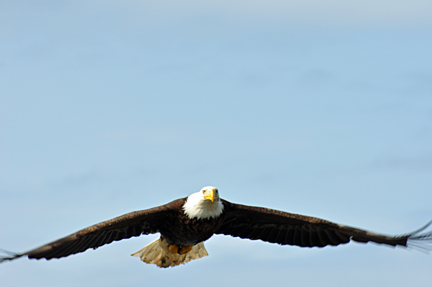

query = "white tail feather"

[{"left": 131, "top": 238, "right": 208, "bottom": 268}]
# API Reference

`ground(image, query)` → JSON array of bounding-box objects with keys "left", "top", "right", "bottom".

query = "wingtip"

[
  {"left": 0, "top": 249, "right": 24, "bottom": 263},
  {"left": 406, "top": 220, "right": 432, "bottom": 252}
]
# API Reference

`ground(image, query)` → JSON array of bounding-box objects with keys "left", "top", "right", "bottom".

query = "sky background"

[{"left": 1, "top": 1, "right": 432, "bottom": 286}]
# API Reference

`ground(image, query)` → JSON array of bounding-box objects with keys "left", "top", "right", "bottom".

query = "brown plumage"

[
  {"left": 1, "top": 189, "right": 432, "bottom": 266},
  {"left": 218, "top": 201, "right": 413, "bottom": 247}
]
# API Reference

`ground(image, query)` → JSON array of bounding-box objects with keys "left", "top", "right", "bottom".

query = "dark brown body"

[{"left": 158, "top": 198, "right": 224, "bottom": 246}]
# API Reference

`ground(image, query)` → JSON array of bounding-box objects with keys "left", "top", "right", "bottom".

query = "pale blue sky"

[{"left": 1, "top": 1, "right": 432, "bottom": 286}]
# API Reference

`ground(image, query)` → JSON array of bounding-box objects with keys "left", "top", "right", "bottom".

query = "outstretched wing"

[
  {"left": 1, "top": 199, "right": 184, "bottom": 263},
  {"left": 216, "top": 200, "right": 432, "bottom": 249}
]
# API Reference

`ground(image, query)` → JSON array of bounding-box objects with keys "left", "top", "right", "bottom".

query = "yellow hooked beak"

[{"left": 203, "top": 188, "right": 218, "bottom": 202}]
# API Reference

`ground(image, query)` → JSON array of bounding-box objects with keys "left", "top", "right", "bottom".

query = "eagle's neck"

[{"left": 183, "top": 192, "right": 224, "bottom": 220}]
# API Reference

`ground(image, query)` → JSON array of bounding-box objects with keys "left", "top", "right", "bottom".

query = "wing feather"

[
  {"left": 216, "top": 200, "right": 414, "bottom": 248},
  {"left": 1, "top": 199, "right": 183, "bottom": 263}
]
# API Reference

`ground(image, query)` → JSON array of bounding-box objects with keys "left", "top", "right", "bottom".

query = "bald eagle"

[{"left": 1, "top": 186, "right": 431, "bottom": 268}]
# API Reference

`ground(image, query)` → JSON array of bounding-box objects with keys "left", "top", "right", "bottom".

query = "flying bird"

[{"left": 1, "top": 186, "right": 431, "bottom": 268}]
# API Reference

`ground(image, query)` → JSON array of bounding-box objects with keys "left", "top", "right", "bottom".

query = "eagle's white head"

[{"left": 183, "top": 186, "right": 224, "bottom": 220}]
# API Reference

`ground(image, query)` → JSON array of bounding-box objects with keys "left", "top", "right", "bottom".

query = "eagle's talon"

[
  {"left": 178, "top": 245, "right": 192, "bottom": 254},
  {"left": 168, "top": 244, "right": 179, "bottom": 254}
]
